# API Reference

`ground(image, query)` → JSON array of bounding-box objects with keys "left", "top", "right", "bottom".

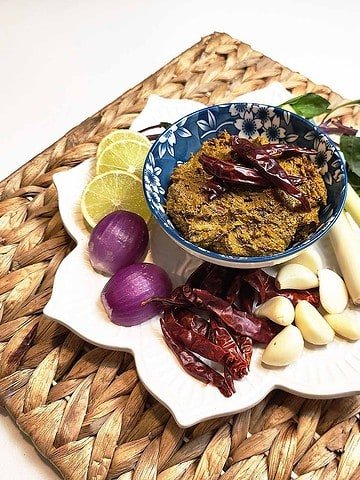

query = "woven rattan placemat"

[{"left": 0, "top": 32, "right": 359, "bottom": 480}]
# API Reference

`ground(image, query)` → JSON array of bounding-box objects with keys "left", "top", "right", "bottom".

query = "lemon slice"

[
  {"left": 97, "top": 129, "right": 150, "bottom": 158},
  {"left": 96, "top": 139, "right": 151, "bottom": 176},
  {"left": 81, "top": 170, "right": 151, "bottom": 227}
]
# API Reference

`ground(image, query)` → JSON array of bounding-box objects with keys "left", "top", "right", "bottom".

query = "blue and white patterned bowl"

[{"left": 143, "top": 103, "right": 347, "bottom": 268}]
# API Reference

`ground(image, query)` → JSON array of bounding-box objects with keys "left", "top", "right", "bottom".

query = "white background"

[{"left": 0, "top": 0, "right": 359, "bottom": 478}]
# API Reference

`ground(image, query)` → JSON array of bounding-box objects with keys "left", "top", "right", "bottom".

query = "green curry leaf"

[
  {"left": 340, "top": 135, "right": 360, "bottom": 177},
  {"left": 347, "top": 171, "right": 360, "bottom": 194},
  {"left": 280, "top": 93, "right": 330, "bottom": 119}
]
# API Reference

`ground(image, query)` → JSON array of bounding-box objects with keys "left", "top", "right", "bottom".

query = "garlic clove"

[
  {"left": 318, "top": 268, "right": 348, "bottom": 314},
  {"left": 262, "top": 325, "right": 304, "bottom": 367},
  {"left": 276, "top": 263, "right": 319, "bottom": 290},
  {"left": 289, "top": 247, "right": 323, "bottom": 273},
  {"left": 324, "top": 313, "right": 360, "bottom": 341},
  {"left": 255, "top": 296, "right": 294, "bottom": 326},
  {"left": 295, "top": 300, "right": 335, "bottom": 345}
]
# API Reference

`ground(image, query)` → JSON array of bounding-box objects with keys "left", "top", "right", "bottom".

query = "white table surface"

[{"left": 0, "top": 0, "right": 359, "bottom": 478}]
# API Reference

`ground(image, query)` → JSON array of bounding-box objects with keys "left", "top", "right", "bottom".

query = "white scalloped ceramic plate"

[{"left": 44, "top": 158, "right": 360, "bottom": 427}]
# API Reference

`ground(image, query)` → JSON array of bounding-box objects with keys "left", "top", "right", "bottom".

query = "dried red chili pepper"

[
  {"left": 153, "top": 284, "right": 277, "bottom": 343},
  {"left": 241, "top": 269, "right": 271, "bottom": 304},
  {"left": 238, "top": 283, "right": 256, "bottom": 313},
  {"left": 163, "top": 308, "right": 236, "bottom": 366},
  {"left": 242, "top": 268, "right": 320, "bottom": 307},
  {"left": 231, "top": 137, "right": 311, "bottom": 211},
  {"left": 200, "top": 265, "right": 236, "bottom": 297},
  {"left": 238, "top": 336, "right": 253, "bottom": 367},
  {"left": 166, "top": 285, "right": 190, "bottom": 304},
  {"left": 181, "top": 285, "right": 278, "bottom": 344},
  {"left": 258, "top": 143, "right": 317, "bottom": 158},
  {"left": 186, "top": 262, "right": 214, "bottom": 289},
  {"left": 225, "top": 273, "right": 243, "bottom": 307},
  {"left": 186, "top": 263, "right": 236, "bottom": 297},
  {"left": 224, "top": 367, "right": 236, "bottom": 395},
  {"left": 200, "top": 153, "right": 270, "bottom": 187},
  {"left": 163, "top": 308, "right": 251, "bottom": 382},
  {"left": 202, "top": 178, "right": 229, "bottom": 200},
  {"left": 225, "top": 273, "right": 255, "bottom": 313},
  {"left": 209, "top": 319, "right": 249, "bottom": 379},
  {"left": 176, "top": 309, "right": 209, "bottom": 337},
  {"left": 200, "top": 152, "right": 303, "bottom": 201},
  {"left": 161, "top": 317, "right": 233, "bottom": 397}
]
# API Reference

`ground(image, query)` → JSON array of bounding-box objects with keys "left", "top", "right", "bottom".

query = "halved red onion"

[
  {"left": 101, "top": 263, "right": 172, "bottom": 326},
  {"left": 89, "top": 210, "right": 149, "bottom": 276}
]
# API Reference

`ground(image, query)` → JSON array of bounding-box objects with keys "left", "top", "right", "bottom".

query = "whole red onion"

[
  {"left": 89, "top": 210, "right": 149, "bottom": 275},
  {"left": 101, "top": 263, "right": 172, "bottom": 326}
]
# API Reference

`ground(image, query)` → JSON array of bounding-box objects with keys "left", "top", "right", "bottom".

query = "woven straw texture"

[{"left": 0, "top": 32, "right": 359, "bottom": 480}]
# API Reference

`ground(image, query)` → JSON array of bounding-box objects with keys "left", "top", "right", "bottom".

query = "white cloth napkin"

[{"left": 130, "top": 82, "right": 292, "bottom": 132}]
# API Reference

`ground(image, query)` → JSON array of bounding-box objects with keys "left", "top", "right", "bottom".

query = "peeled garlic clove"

[
  {"left": 318, "top": 268, "right": 348, "bottom": 314},
  {"left": 276, "top": 264, "right": 319, "bottom": 290},
  {"left": 289, "top": 247, "right": 323, "bottom": 273},
  {"left": 255, "top": 296, "right": 294, "bottom": 326},
  {"left": 262, "top": 325, "right": 304, "bottom": 367},
  {"left": 295, "top": 300, "right": 335, "bottom": 345},
  {"left": 324, "top": 313, "right": 360, "bottom": 341}
]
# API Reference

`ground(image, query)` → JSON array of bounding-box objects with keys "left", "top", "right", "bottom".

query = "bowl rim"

[{"left": 143, "top": 102, "right": 347, "bottom": 264}]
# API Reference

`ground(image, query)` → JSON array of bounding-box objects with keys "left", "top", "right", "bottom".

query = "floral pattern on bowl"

[{"left": 143, "top": 103, "right": 347, "bottom": 268}]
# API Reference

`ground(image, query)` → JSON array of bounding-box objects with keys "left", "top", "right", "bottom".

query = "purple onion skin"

[
  {"left": 89, "top": 210, "right": 149, "bottom": 276},
  {"left": 101, "top": 263, "right": 172, "bottom": 326}
]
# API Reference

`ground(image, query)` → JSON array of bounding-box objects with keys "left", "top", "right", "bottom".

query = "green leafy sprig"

[{"left": 280, "top": 93, "right": 331, "bottom": 119}]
